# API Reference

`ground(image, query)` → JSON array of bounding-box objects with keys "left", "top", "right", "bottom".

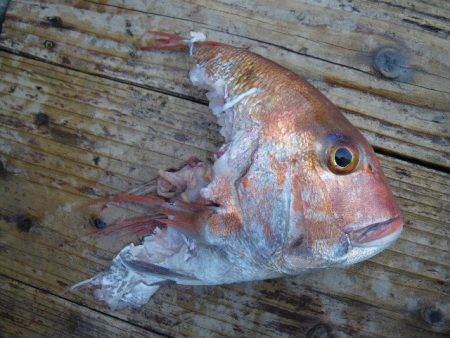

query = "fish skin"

[
  {"left": 70, "top": 34, "right": 403, "bottom": 309},
  {"left": 189, "top": 43, "right": 403, "bottom": 272}
]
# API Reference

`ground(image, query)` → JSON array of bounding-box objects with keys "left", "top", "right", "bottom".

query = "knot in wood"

[{"left": 374, "top": 47, "right": 406, "bottom": 79}]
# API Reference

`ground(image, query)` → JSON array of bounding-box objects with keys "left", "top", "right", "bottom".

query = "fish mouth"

[{"left": 344, "top": 216, "right": 403, "bottom": 247}]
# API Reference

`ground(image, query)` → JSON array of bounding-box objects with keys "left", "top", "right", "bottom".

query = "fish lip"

[{"left": 344, "top": 216, "right": 403, "bottom": 247}]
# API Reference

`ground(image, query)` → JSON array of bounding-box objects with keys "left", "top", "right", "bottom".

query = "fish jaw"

[
  {"left": 335, "top": 214, "right": 403, "bottom": 267},
  {"left": 344, "top": 215, "right": 403, "bottom": 247}
]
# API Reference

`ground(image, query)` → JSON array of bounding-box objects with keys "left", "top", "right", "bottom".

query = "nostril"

[{"left": 290, "top": 235, "right": 304, "bottom": 248}]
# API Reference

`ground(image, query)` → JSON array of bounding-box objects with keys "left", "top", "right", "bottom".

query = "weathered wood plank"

[
  {"left": 88, "top": 0, "right": 450, "bottom": 91},
  {"left": 0, "top": 27, "right": 448, "bottom": 170},
  {"left": 0, "top": 275, "right": 164, "bottom": 337},
  {"left": 2, "top": 0, "right": 449, "bottom": 97},
  {"left": 0, "top": 0, "right": 449, "bottom": 336},
  {"left": 0, "top": 175, "right": 448, "bottom": 337},
  {"left": 2, "top": 1, "right": 450, "bottom": 167},
  {"left": 0, "top": 50, "right": 448, "bottom": 221},
  {"left": 300, "top": 0, "right": 450, "bottom": 39},
  {"left": 0, "top": 50, "right": 449, "bottom": 336}
]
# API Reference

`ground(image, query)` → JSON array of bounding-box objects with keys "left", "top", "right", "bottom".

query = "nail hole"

[
  {"left": 421, "top": 307, "right": 444, "bottom": 325},
  {"left": 34, "top": 112, "right": 50, "bottom": 128},
  {"left": 93, "top": 156, "right": 100, "bottom": 165},
  {"left": 16, "top": 215, "right": 35, "bottom": 232},
  {"left": 43, "top": 40, "right": 56, "bottom": 50},
  {"left": 90, "top": 217, "right": 108, "bottom": 229}
]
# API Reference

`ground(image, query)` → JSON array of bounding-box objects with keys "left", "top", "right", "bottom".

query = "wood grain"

[
  {"left": 1, "top": 0, "right": 448, "bottom": 168},
  {"left": 0, "top": 50, "right": 449, "bottom": 336},
  {"left": 0, "top": 275, "right": 163, "bottom": 337},
  {"left": 0, "top": 0, "right": 449, "bottom": 336}
]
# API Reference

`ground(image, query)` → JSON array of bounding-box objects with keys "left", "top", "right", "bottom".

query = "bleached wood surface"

[{"left": 0, "top": 0, "right": 448, "bottom": 337}]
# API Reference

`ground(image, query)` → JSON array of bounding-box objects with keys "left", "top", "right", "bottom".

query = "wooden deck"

[{"left": 0, "top": 0, "right": 448, "bottom": 336}]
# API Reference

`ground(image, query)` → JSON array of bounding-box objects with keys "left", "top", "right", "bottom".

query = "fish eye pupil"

[{"left": 334, "top": 147, "right": 352, "bottom": 167}]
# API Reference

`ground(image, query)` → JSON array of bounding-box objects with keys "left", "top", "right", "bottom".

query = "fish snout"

[{"left": 344, "top": 215, "right": 403, "bottom": 248}]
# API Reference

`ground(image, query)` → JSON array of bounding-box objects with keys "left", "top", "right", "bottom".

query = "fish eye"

[{"left": 327, "top": 144, "right": 359, "bottom": 174}]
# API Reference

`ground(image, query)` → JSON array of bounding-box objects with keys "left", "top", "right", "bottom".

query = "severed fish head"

[{"left": 252, "top": 91, "right": 404, "bottom": 272}]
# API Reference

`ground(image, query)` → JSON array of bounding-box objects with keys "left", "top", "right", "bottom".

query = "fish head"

[{"left": 277, "top": 101, "right": 403, "bottom": 271}]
